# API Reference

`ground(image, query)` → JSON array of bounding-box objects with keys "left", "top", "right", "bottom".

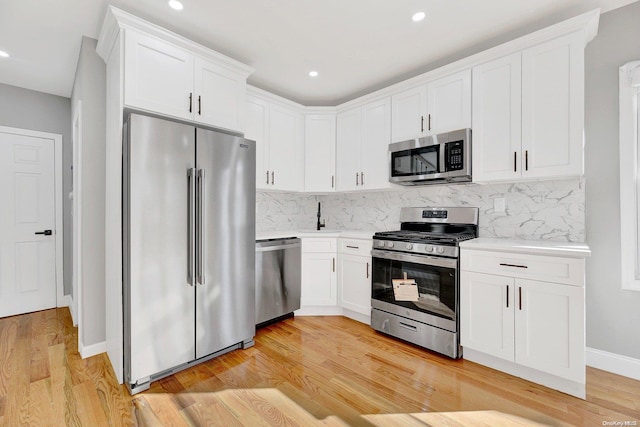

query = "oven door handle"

[{"left": 371, "top": 249, "right": 458, "bottom": 269}]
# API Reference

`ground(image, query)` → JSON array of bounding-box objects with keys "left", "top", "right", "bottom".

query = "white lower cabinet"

[
  {"left": 460, "top": 245, "right": 587, "bottom": 398},
  {"left": 338, "top": 238, "right": 372, "bottom": 323},
  {"left": 301, "top": 238, "right": 337, "bottom": 307}
]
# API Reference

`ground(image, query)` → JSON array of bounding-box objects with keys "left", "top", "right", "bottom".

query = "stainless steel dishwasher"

[{"left": 255, "top": 238, "right": 301, "bottom": 327}]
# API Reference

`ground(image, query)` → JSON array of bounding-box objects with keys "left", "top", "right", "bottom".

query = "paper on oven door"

[{"left": 392, "top": 272, "right": 419, "bottom": 301}]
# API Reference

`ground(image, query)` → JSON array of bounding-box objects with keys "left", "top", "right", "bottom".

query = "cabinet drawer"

[
  {"left": 339, "top": 239, "right": 372, "bottom": 256},
  {"left": 302, "top": 238, "right": 336, "bottom": 253},
  {"left": 461, "top": 249, "right": 584, "bottom": 287}
]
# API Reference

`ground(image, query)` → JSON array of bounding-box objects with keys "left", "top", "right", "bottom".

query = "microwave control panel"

[{"left": 445, "top": 140, "right": 464, "bottom": 171}]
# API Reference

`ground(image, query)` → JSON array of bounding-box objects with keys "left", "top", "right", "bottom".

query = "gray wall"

[
  {"left": 71, "top": 37, "right": 107, "bottom": 347},
  {"left": 0, "top": 83, "right": 72, "bottom": 295},
  {"left": 585, "top": 2, "right": 640, "bottom": 359}
]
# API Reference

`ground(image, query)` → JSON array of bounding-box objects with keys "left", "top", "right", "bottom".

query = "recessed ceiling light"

[
  {"left": 0, "top": 50, "right": 10, "bottom": 58},
  {"left": 168, "top": 0, "right": 183, "bottom": 11},
  {"left": 412, "top": 11, "right": 426, "bottom": 22},
  {"left": 309, "top": 71, "right": 319, "bottom": 77}
]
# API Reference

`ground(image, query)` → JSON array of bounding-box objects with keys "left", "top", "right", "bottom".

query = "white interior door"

[{"left": 0, "top": 130, "right": 56, "bottom": 318}]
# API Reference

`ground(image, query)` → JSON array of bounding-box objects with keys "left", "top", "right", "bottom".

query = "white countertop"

[
  {"left": 256, "top": 230, "right": 375, "bottom": 241},
  {"left": 459, "top": 237, "right": 591, "bottom": 258}
]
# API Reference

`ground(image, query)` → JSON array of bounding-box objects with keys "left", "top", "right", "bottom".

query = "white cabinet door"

[
  {"left": 391, "top": 85, "right": 427, "bottom": 142},
  {"left": 268, "top": 104, "right": 304, "bottom": 191},
  {"left": 336, "top": 107, "right": 362, "bottom": 192},
  {"left": 521, "top": 32, "right": 584, "bottom": 179},
  {"left": 472, "top": 54, "right": 522, "bottom": 182},
  {"left": 338, "top": 254, "right": 371, "bottom": 316},
  {"left": 460, "top": 271, "right": 515, "bottom": 361},
  {"left": 302, "top": 253, "right": 337, "bottom": 306},
  {"left": 305, "top": 114, "right": 336, "bottom": 192},
  {"left": 515, "top": 278, "right": 585, "bottom": 382},
  {"left": 427, "top": 69, "right": 472, "bottom": 135},
  {"left": 245, "top": 95, "right": 270, "bottom": 190},
  {"left": 124, "top": 30, "right": 194, "bottom": 121},
  {"left": 361, "top": 98, "right": 391, "bottom": 190},
  {"left": 194, "top": 57, "right": 245, "bottom": 132}
]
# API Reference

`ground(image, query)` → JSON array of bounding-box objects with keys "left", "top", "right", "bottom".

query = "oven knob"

[
  {"left": 436, "top": 246, "right": 445, "bottom": 254},
  {"left": 425, "top": 245, "right": 434, "bottom": 253},
  {"left": 387, "top": 241, "right": 394, "bottom": 248},
  {"left": 406, "top": 243, "right": 413, "bottom": 250},
  {"left": 378, "top": 240, "right": 385, "bottom": 247}
]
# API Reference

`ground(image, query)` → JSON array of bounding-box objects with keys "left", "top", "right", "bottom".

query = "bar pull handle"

[
  {"left": 428, "top": 114, "right": 431, "bottom": 131},
  {"left": 421, "top": 116, "right": 424, "bottom": 133},
  {"left": 499, "top": 263, "right": 528, "bottom": 269},
  {"left": 331, "top": 175, "right": 334, "bottom": 188},
  {"left": 366, "top": 262, "right": 369, "bottom": 279},
  {"left": 398, "top": 322, "right": 417, "bottom": 331},
  {"left": 196, "top": 169, "right": 205, "bottom": 285},
  {"left": 271, "top": 171, "right": 275, "bottom": 185},
  {"left": 355, "top": 172, "right": 359, "bottom": 186},
  {"left": 332, "top": 257, "right": 335, "bottom": 272},
  {"left": 34, "top": 229, "right": 52, "bottom": 236},
  {"left": 198, "top": 95, "right": 202, "bottom": 115},
  {"left": 360, "top": 172, "right": 364, "bottom": 186},
  {"left": 525, "top": 150, "right": 529, "bottom": 171},
  {"left": 346, "top": 245, "right": 359, "bottom": 249},
  {"left": 189, "top": 92, "right": 193, "bottom": 113},
  {"left": 506, "top": 285, "right": 509, "bottom": 308},
  {"left": 514, "top": 152, "right": 517, "bottom": 172},
  {"left": 266, "top": 170, "right": 270, "bottom": 184},
  {"left": 519, "top": 286, "right": 522, "bottom": 310},
  {"left": 187, "top": 168, "right": 196, "bottom": 286}
]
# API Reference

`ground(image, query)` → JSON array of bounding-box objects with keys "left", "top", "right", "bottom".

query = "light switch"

[{"left": 493, "top": 197, "right": 505, "bottom": 214}]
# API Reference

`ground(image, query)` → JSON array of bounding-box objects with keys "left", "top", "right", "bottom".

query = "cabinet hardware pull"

[
  {"left": 360, "top": 172, "right": 364, "bottom": 186},
  {"left": 198, "top": 95, "right": 201, "bottom": 115},
  {"left": 189, "top": 92, "right": 193, "bottom": 113},
  {"left": 506, "top": 285, "right": 509, "bottom": 308},
  {"left": 332, "top": 257, "right": 335, "bottom": 272},
  {"left": 428, "top": 114, "right": 431, "bottom": 131},
  {"left": 499, "top": 263, "right": 528, "bottom": 269},
  {"left": 34, "top": 229, "right": 52, "bottom": 236},
  {"left": 421, "top": 116, "right": 424, "bottom": 133},
  {"left": 398, "top": 322, "right": 417, "bottom": 331},
  {"left": 514, "top": 152, "right": 517, "bottom": 172},
  {"left": 366, "top": 262, "right": 369, "bottom": 279},
  {"left": 266, "top": 171, "right": 270, "bottom": 184},
  {"left": 346, "top": 245, "right": 359, "bottom": 249},
  {"left": 271, "top": 171, "right": 275, "bottom": 185},
  {"left": 331, "top": 175, "right": 334, "bottom": 188},
  {"left": 525, "top": 150, "right": 529, "bottom": 171},
  {"left": 519, "top": 287, "right": 522, "bottom": 310},
  {"left": 356, "top": 172, "right": 359, "bottom": 186}
]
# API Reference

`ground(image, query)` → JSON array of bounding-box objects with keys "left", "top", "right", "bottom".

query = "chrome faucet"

[{"left": 316, "top": 202, "right": 325, "bottom": 231}]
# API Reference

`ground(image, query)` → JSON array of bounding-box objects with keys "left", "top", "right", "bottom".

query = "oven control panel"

[{"left": 373, "top": 239, "right": 459, "bottom": 258}]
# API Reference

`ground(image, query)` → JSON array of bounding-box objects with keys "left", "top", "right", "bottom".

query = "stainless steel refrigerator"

[{"left": 122, "top": 112, "right": 256, "bottom": 394}]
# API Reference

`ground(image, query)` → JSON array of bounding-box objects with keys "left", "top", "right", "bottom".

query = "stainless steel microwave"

[{"left": 389, "top": 128, "right": 471, "bottom": 185}]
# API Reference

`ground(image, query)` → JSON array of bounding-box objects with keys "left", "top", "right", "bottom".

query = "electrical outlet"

[{"left": 493, "top": 197, "right": 505, "bottom": 214}]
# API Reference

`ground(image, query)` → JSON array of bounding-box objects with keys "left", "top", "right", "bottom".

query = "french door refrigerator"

[{"left": 123, "top": 112, "right": 256, "bottom": 394}]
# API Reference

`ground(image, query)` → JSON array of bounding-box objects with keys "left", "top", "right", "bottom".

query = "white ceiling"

[{"left": 0, "top": 0, "right": 637, "bottom": 105}]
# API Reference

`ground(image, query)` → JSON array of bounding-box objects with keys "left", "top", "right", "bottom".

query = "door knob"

[{"left": 35, "top": 230, "right": 52, "bottom": 236}]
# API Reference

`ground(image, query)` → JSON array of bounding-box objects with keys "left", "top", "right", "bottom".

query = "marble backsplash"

[{"left": 257, "top": 178, "right": 585, "bottom": 242}]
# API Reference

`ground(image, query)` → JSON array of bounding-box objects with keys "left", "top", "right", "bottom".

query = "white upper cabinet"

[
  {"left": 473, "top": 32, "right": 585, "bottom": 183},
  {"left": 391, "top": 70, "right": 471, "bottom": 142},
  {"left": 123, "top": 29, "right": 251, "bottom": 133},
  {"left": 426, "top": 70, "right": 472, "bottom": 135},
  {"left": 246, "top": 91, "right": 304, "bottom": 191},
  {"left": 305, "top": 113, "right": 336, "bottom": 192},
  {"left": 521, "top": 32, "right": 584, "bottom": 179},
  {"left": 336, "top": 98, "right": 391, "bottom": 191},
  {"left": 472, "top": 53, "right": 522, "bottom": 182}
]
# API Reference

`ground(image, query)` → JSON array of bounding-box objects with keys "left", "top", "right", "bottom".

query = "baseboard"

[
  {"left": 80, "top": 340, "right": 107, "bottom": 359},
  {"left": 342, "top": 308, "right": 371, "bottom": 325},
  {"left": 295, "top": 306, "right": 343, "bottom": 316},
  {"left": 586, "top": 347, "right": 640, "bottom": 381},
  {"left": 64, "top": 295, "right": 77, "bottom": 326}
]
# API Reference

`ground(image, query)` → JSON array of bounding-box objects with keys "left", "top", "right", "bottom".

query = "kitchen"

[{"left": 0, "top": 0, "right": 639, "bottom": 425}]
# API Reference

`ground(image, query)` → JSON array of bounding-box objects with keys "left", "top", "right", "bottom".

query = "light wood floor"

[{"left": 1, "top": 308, "right": 639, "bottom": 426}]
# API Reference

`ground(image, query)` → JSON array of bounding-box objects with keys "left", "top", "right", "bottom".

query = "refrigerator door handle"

[
  {"left": 196, "top": 168, "right": 205, "bottom": 285},
  {"left": 187, "top": 168, "right": 196, "bottom": 286}
]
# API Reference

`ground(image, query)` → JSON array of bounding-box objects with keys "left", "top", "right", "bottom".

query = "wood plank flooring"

[{"left": 0, "top": 308, "right": 638, "bottom": 426}]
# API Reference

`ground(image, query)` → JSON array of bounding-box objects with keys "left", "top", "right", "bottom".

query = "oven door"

[{"left": 371, "top": 249, "right": 458, "bottom": 332}]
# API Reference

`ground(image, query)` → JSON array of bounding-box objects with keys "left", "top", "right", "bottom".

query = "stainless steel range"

[{"left": 370, "top": 207, "right": 478, "bottom": 358}]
